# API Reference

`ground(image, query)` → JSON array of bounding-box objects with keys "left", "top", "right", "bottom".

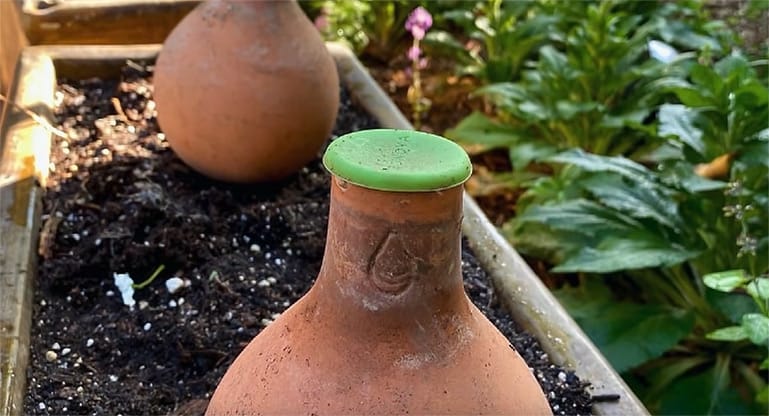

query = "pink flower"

[
  {"left": 407, "top": 46, "right": 421, "bottom": 62},
  {"left": 405, "top": 6, "right": 432, "bottom": 40},
  {"left": 314, "top": 14, "right": 328, "bottom": 32}
]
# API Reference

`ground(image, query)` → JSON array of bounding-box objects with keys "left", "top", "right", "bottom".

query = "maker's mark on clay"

[{"left": 367, "top": 230, "right": 425, "bottom": 295}]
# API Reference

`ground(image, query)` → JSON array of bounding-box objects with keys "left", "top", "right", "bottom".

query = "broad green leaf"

[
  {"left": 507, "top": 141, "right": 558, "bottom": 170},
  {"left": 580, "top": 174, "right": 682, "bottom": 230},
  {"left": 714, "top": 55, "right": 752, "bottom": 79},
  {"left": 445, "top": 112, "right": 523, "bottom": 148},
  {"left": 515, "top": 199, "right": 639, "bottom": 236},
  {"left": 658, "top": 365, "right": 758, "bottom": 415},
  {"left": 707, "top": 290, "right": 760, "bottom": 324},
  {"left": 547, "top": 149, "right": 656, "bottom": 183},
  {"left": 539, "top": 45, "right": 569, "bottom": 73},
  {"left": 746, "top": 278, "right": 769, "bottom": 300},
  {"left": 423, "top": 31, "right": 473, "bottom": 63},
  {"left": 690, "top": 64, "right": 724, "bottom": 95},
  {"left": 672, "top": 86, "right": 715, "bottom": 108},
  {"left": 600, "top": 108, "right": 653, "bottom": 129},
  {"left": 703, "top": 270, "right": 749, "bottom": 292},
  {"left": 554, "top": 100, "right": 601, "bottom": 119},
  {"left": 556, "top": 286, "right": 695, "bottom": 373},
  {"left": 658, "top": 20, "right": 723, "bottom": 54},
  {"left": 742, "top": 313, "right": 769, "bottom": 344},
  {"left": 706, "top": 325, "right": 748, "bottom": 341},
  {"left": 734, "top": 81, "right": 769, "bottom": 109},
  {"left": 658, "top": 160, "right": 727, "bottom": 192},
  {"left": 552, "top": 235, "right": 700, "bottom": 273},
  {"left": 760, "top": 358, "right": 769, "bottom": 370},
  {"left": 505, "top": 221, "right": 581, "bottom": 264},
  {"left": 757, "top": 386, "right": 768, "bottom": 406},
  {"left": 655, "top": 77, "right": 715, "bottom": 108},
  {"left": 639, "top": 355, "right": 711, "bottom": 401},
  {"left": 658, "top": 104, "right": 706, "bottom": 156},
  {"left": 739, "top": 137, "right": 769, "bottom": 168}
]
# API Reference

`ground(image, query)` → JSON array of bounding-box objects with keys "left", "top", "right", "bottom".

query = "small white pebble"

[
  {"left": 86, "top": 339, "right": 94, "bottom": 348},
  {"left": 265, "top": 252, "right": 272, "bottom": 259},
  {"left": 143, "top": 323, "right": 152, "bottom": 331},
  {"left": 113, "top": 272, "right": 136, "bottom": 307},
  {"left": 71, "top": 233, "right": 80, "bottom": 241},
  {"left": 257, "top": 279, "right": 270, "bottom": 288},
  {"left": 250, "top": 244, "right": 261, "bottom": 252},
  {"left": 38, "top": 402, "right": 46, "bottom": 410},
  {"left": 274, "top": 258, "right": 282, "bottom": 266},
  {"left": 109, "top": 375, "right": 119, "bottom": 382},
  {"left": 557, "top": 371, "right": 567, "bottom": 382},
  {"left": 238, "top": 275, "right": 245, "bottom": 281},
  {"left": 267, "top": 277, "right": 277, "bottom": 284},
  {"left": 138, "top": 300, "right": 149, "bottom": 310},
  {"left": 270, "top": 313, "right": 281, "bottom": 320},
  {"left": 45, "top": 351, "right": 57, "bottom": 362},
  {"left": 178, "top": 297, "right": 185, "bottom": 306},
  {"left": 52, "top": 342, "right": 61, "bottom": 350},
  {"left": 165, "top": 277, "right": 185, "bottom": 294},
  {"left": 76, "top": 386, "right": 84, "bottom": 393},
  {"left": 261, "top": 318, "right": 273, "bottom": 326},
  {"left": 61, "top": 347, "right": 71, "bottom": 356},
  {"left": 40, "top": 299, "right": 47, "bottom": 307},
  {"left": 168, "top": 300, "right": 177, "bottom": 308},
  {"left": 105, "top": 290, "right": 114, "bottom": 297}
]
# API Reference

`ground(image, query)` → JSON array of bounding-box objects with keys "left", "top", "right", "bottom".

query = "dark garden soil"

[{"left": 24, "top": 62, "right": 595, "bottom": 416}]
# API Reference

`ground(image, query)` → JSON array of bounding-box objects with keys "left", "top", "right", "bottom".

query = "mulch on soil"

[{"left": 25, "top": 62, "right": 594, "bottom": 415}]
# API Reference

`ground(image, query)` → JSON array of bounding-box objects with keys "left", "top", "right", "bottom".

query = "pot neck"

[{"left": 313, "top": 177, "right": 467, "bottom": 324}]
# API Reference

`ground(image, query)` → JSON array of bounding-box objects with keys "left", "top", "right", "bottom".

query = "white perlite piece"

[
  {"left": 165, "top": 277, "right": 185, "bottom": 294},
  {"left": 113, "top": 273, "right": 136, "bottom": 307}
]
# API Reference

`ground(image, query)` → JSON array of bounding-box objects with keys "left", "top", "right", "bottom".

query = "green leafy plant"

[
  {"left": 446, "top": 0, "right": 675, "bottom": 168},
  {"left": 424, "top": 0, "right": 558, "bottom": 84},
  {"left": 509, "top": 54, "right": 768, "bottom": 414}
]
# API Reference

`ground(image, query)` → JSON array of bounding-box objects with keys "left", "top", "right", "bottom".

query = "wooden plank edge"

[
  {"left": 21, "top": 0, "right": 199, "bottom": 46},
  {"left": 0, "top": 48, "right": 54, "bottom": 416}
]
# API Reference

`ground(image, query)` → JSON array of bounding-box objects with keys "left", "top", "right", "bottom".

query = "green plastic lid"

[{"left": 322, "top": 129, "right": 472, "bottom": 192}]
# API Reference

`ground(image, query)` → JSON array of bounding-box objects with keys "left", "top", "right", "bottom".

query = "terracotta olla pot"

[
  {"left": 206, "top": 129, "right": 552, "bottom": 415},
  {"left": 153, "top": 0, "right": 339, "bottom": 183}
]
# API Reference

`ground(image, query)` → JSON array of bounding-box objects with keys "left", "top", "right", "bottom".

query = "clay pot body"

[
  {"left": 153, "top": 0, "right": 339, "bottom": 183},
  {"left": 206, "top": 177, "right": 552, "bottom": 414}
]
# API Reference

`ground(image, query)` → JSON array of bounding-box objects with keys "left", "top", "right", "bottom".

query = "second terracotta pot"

[
  {"left": 153, "top": 0, "right": 340, "bottom": 183},
  {"left": 206, "top": 129, "right": 552, "bottom": 415}
]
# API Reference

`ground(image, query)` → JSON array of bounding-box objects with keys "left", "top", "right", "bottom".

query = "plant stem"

[
  {"left": 133, "top": 264, "right": 166, "bottom": 289},
  {"left": 0, "top": 93, "right": 68, "bottom": 138},
  {"left": 411, "top": 37, "right": 423, "bottom": 129},
  {"left": 735, "top": 360, "right": 767, "bottom": 394}
]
